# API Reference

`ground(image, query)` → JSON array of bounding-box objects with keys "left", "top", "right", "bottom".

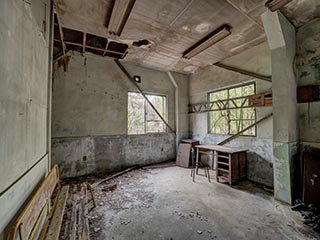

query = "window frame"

[
  {"left": 127, "top": 91, "right": 168, "bottom": 135},
  {"left": 207, "top": 82, "right": 256, "bottom": 137}
]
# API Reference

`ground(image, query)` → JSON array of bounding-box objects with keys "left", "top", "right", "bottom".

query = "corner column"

[{"left": 262, "top": 11, "right": 298, "bottom": 204}]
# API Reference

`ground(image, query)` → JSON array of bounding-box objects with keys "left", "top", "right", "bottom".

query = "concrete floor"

[{"left": 88, "top": 166, "right": 319, "bottom": 240}]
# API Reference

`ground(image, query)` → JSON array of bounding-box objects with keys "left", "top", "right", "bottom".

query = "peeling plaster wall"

[
  {"left": 296, "top": 18, "right": 320, "bottom": 144},
  {"left": 52, "top": 53, "right": 189, "bottom": 178},
  {"left": 0, "top": 0, "right": 51, "bottom": 237},
  {"left": 189, "top": 42, "right": 274, "bottom": 187}
]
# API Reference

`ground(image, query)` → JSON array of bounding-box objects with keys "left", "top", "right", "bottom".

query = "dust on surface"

[{"left": 87, "top": 168, "right": 155, "bottom": 240}]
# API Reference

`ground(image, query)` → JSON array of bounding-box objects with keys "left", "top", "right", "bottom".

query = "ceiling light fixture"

[
  {"left": 183, "top": 24, "right": 232, "bottom": 59},
  {"left": 265, "top": 0, "right": 293, "bottom": 12},
  {"left": 107, "top": 0, "right": 136, "bottom": 36}
]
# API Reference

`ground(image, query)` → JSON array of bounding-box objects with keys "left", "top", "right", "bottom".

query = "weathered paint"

[
  {"left": 0, "top": 0, "right": 51, "bottom": 236},
  {"left": 52, "top": 53, "right": 189, "bottom": 177},
  {"left": 296, "top": 19, "right": 320, "bottom": 143},
  {"left": 189, "top": 42, "right": 274, "bottom": 187},
  {"left": 262, "top": 11, "right": 297, "bottom": 204},
  {"left": 52, "top": 134, "right": 176, "bottom": 178}
]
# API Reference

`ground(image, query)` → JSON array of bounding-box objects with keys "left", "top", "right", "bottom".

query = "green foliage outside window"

[
  {"left": 128, "top": 92, "right": 167, "bottom": 134},
  {"left": 208, "top": 83, "right": 256, "bottom": 136}
]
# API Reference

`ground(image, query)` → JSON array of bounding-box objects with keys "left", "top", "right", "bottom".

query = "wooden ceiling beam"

[{"left": 53, "top": 5, "right": 66, "bottom": 55}]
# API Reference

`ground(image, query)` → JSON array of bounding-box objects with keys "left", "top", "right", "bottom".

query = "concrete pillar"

[{"left": 262, "top": 11, "right": 298, "bottom": 204}]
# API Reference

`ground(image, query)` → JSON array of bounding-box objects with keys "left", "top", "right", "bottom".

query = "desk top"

[{"left": 195, "top": 144, "right": 248, "bottom": 153}]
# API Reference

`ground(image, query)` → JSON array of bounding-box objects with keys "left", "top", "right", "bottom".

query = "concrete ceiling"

[
  {"left": 54, "top": 0, "right": 320, "bottom": 74},
  {"left": 282, "top": 0, "right": 320, "bottom": 27}
]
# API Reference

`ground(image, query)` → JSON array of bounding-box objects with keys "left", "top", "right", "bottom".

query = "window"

[
  {"left": 208, "top": 83, "right": 256, "bottom": 136},
  {"left": 128, "top": 92, "right": 167, "bottom": 134}
]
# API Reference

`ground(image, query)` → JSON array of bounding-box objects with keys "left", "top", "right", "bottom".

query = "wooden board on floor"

[
  {"left": 176, "top": 143, "right": 191, "bottom": 168},
  {"left": 46, "top": 185, "right": 70, "bottom": 240}
]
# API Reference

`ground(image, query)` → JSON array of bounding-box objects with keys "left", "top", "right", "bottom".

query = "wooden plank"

[
  {"left": 79, "top": 183, "right": 90, "bottom": 240},
  {"left": 12, "top": 165, "right": 59, "bottom": 240},
  {"left": 54, "top": 6, "right": 66, "bottom": 55},
  {"left": 77, "top": 184, "right": 85, "bottom": 239},
  {"left": 70, "top": 191, "right": 78, "bottom": 240},
  {"left": 176, "top": 143, "right": 191, "bottom": 168},
  {"left": 46, "top": 185, "right": 70, "bottom": 240}
]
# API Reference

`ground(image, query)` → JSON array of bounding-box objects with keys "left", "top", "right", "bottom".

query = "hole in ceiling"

[
  {"left": 86, "top": 34, "right": 107, "bottom": 49},
  {"left": 132, "top": 39, "right": 150, "bottom": 47},
  {"left": 108, "top": 41, "right": 128, "bottom": 53},
  {"left": 63, "top": 28, "right": 83, "bottom": 44}
]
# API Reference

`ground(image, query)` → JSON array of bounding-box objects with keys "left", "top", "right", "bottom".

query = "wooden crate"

[{"left": 248, "top": 91, "right": 272, "bottom": 107}]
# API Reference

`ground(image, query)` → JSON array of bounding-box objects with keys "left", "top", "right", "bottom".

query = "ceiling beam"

[
  {"left": 53, "top": 6, "right": 66, "bottom": 55},
  {"left": 214, "top": 62, "right": 272, "bottom": 82}
]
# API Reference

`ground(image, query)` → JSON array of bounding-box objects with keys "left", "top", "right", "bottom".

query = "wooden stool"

[{"left": 191, "top": 148, "right": 211, "bottom": 182}]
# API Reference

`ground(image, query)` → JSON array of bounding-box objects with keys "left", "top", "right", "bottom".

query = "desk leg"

[
  {"left": 228, "top": 153, "right": 232, "bottom": 186},
  {"left": 216, "top": 151, "right": 219, "bottom": 182},
  {"left": 194, "top": 148, "right": 199, "bottom": 182}
]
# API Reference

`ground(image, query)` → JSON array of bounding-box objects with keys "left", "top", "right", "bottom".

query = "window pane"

[
  {"left": 147, "top": 121, "right": 164, "bottom": 133},
  {"left": 128, "top": 92, "right": 145, "bottom": 134},
  {"left": 229, "top": 87, "right": 241, "bottom": 98},
  {"left": 146, "top": 95, "right": 166, "bottom": 133},
  {"left": 209, "top": 89, "right": 228, "bottom": 102},
  {"left": 128, "top": 92, "right": 167, "bottom": 134},
  {"left": 146, "top": 95, "right": 165, "bottom": 121},
  {"left": 208, "top": 83, "right": 256, "bottom": 136},
  {"left": 209, "top": 110, "right": 228, "bottom": 134}
]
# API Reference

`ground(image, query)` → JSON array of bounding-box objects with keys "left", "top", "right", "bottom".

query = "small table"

[{"left": 195, "top": 145, "right": 248, "bottom": 186}]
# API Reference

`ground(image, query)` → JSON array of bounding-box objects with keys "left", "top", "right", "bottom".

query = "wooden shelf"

[
  {"left": 217, "top": 155, "right": 229, "bottom": 159},
  {"left": 216, "top": 149, "right": 247, "bottom": 186},
  {"left": 217, "top": 162, "right": 229, "bottom": 166},
  {"left": 218, "top": 176, "right": 229, "bottom": 182}
]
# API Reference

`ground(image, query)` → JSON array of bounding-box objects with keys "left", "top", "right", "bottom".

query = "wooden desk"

[{"left": 195, "top": 145, "right": 248, "bottom": 186}]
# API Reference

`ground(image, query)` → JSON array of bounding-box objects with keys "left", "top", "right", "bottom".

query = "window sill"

[{"left": 127, "top": 132, "right": 170, "bottom": 137}]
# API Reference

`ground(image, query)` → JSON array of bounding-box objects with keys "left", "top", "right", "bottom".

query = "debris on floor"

[
  {"left": 292, "top": 199, "right": 320, "bottom": 232},
  {"left": 57, "top": 166, "right": 319, "bottom": 240},
  {"left": 59, "top": 183, "right": 94, "bottom": 240},
  {"left": 101, "top": 183, "right": 117, "bottom": 192}
]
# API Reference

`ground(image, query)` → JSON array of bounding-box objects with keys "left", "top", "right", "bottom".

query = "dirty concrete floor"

[{"left": 88, "top": 166, "right": 319, "bottom": 240}]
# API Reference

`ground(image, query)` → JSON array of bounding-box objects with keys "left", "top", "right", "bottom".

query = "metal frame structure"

[{"left": 190, "top": 94, "right": 253, "bottom": 114}]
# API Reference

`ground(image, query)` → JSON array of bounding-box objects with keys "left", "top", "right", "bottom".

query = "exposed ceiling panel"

[{"left": 53, "top": 0, "right": 320, "bottom": 74}]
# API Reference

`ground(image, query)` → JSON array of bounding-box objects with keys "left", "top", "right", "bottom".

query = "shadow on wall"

[{"left": 247, "top": 151, "right": 273, "bottom": 187}]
